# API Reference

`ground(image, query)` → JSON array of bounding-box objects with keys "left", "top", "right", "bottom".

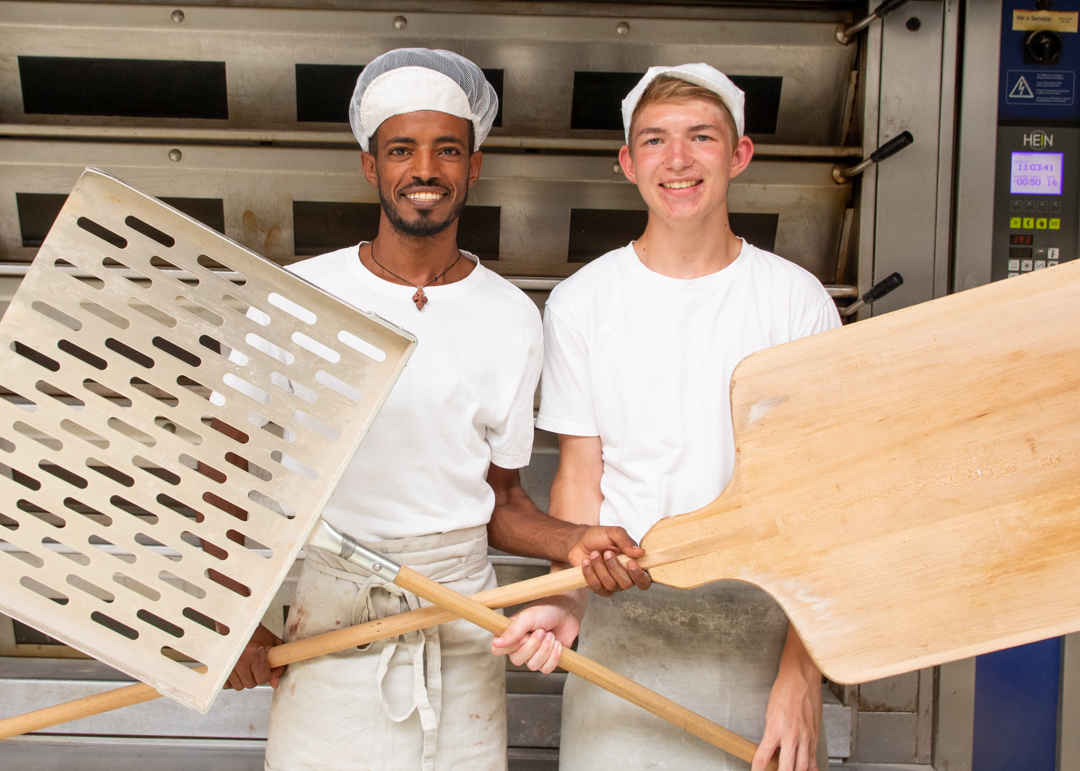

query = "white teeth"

[
  {"left": 406, "top": 192, "right": 443, "bottom": 201},
  {"left": 662, "top": 180, "right": 701, "bottom": 189}
]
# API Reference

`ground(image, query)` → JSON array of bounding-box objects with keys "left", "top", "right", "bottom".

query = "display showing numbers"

[{"left": 1011, "top": 151, "right": 1064, "bottom": 195}]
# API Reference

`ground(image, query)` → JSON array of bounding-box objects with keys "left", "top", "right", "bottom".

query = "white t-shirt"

[
  {"left": 281, "top": 245, "right": 542, "bottom": 542},
  {"left": 536, "top": 240, "right": 841, "bottom": 542}
]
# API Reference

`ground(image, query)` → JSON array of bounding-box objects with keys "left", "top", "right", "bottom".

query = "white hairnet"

[
  {"left": 622, "top": 63, "right": 746, "bottom": 141},
  {"left": 349, "top": 48, "right": 499, "bottom": 152}
]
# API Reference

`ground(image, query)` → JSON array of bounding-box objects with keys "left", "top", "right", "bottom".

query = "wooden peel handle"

[
  {"left": 393, "top": 565, "right": 774, "bottom": 770},
  {"left": 0, "top": 562, "right": 595, "bottom": 739}
]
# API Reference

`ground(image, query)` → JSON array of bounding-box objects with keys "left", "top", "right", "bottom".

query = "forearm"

[
  {"left": 778, "top": 623, "right": 823, "bottom": 690},
  {"left": 487, "top": 493, "right": 588, "bottom": 562}
]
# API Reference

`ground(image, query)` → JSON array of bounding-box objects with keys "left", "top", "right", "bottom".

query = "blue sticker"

[{"left": 1006, "top": 70, "right": 1075, "bottom": 106}]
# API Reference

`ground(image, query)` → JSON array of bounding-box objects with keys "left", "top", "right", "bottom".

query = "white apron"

[
  {"left": 265, "top": 526, "right": 507, "bottom": 771},
  {"left": 560, "top": 581, "right": 828, "bottom": 770}
]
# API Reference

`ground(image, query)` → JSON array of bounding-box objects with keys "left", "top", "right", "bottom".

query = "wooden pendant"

[{"left": 412, "top": 287, "right": 428, "bottom": 310}]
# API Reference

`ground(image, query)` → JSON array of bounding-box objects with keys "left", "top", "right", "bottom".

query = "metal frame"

[{"left": 952, "top": 0, "right": 1003, "bottom": 292}]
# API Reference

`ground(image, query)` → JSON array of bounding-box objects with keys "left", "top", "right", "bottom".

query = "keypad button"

[
  {"left": 1009, "top": 272, "right": 1020, "bottom": 278},
  {"left": 1025, "top": 201, "right": 1037, "bottom": 212},
  {"left": 1035, "top": 260, "right": 1047, "bottom": 270},
  {"left": 1037, "top": 201, "right": 1048, "bottom": 213},
  {"left": 1008, "top": 259, "right": 1021, "bottom": 271},
  {"left": 1021, "top": 260, "right": 1034, "bottom": 271},
  {"left": 1050, "top": 201, "right": 1061, "bottom": 213},
  {"left": 1050, "top": 218, "right": 1060, "bottom": 230},
  {"left": 1036, "top": 218, "right": 1048, "bottom": 229},
  {"left": 1011, "top": 200, "right": 1023, "bottom": 213},
  {"left": 1049, "top": 261, "right": 1059, "bottom": 267},
  {"left": 1049, "top": 248, "right": 1060, "bottom": 259},
  {"left": 1010, "top": 217, "right": 1022, "bottom": 229},
  {"left": 1035, "top": 247, "right": 1047, "bottom": 258},
  {"left": 1023, "top": 217, "right": 1035, "bottom": 228}
]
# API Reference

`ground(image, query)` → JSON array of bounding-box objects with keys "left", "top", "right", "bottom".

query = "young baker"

[
  {"left": 492, "top": 65, "right": 841, "bottom": 771},
  {"left": 223, "top": 49, "right": 647, "bottom": 771}
]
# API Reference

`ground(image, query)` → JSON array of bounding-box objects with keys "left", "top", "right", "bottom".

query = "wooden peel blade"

[{"left": 645, "top": 259, "right": 1080, "bottom": 683}]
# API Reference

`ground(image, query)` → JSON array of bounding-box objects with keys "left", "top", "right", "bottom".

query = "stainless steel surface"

[
  {"left": 0, "top": 3, "right": 857, "bottom": 146},
  {"left": 0, "top": 140, "right": 853, "bottom": 283},
  {"left": 850, "top": 669, "right": 933, "bottom": 764},
  {"left": 934, "top": 658, "right": 976, "bottom": 771},
  {"left": 822, "top": 686, "right": 851, "bottom": 759},
  {"left": 933, "top": 0, "right": 961, "bottom": 300},
  {"left": 0, "top": 735, "right": 559, "bottom": 771},
  {"left": 0, "top": 169, "right": 415, "bottom": 712},
  {"left": 952, "top": 0, "right": 1003, "bottom": 293},
  {"left": 1062, "top": 633, "right": 1080, "bottom": 771},
  {"left": 868, "top": 1, "right": 955, "bottom": 315},
  {"left": 855, "top": 15, "right": 883, "bottom": 321},
  {"left": 0, "top": 125, "right": 862, "bottom": 159},
  {"left": 0, "top": 736, "right": 268, "bottom": 771}
]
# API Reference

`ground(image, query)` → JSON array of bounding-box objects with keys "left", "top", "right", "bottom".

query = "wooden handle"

[
  {"left": 0, "top": 564, "right": 596, "bottom": 739},
  {"left": 0, "top": 547, "right": 767, "bottom": 755},
  {"left": 393, "top": 566, "right": 774, "bottom": 769},
  {"left": 0, "top": 666, "right": 207, "bottom": 740}
]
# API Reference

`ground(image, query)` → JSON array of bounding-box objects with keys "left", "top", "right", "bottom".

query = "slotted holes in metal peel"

[{"left": 0, "top": 170, "right": 413, "bottom": 711}]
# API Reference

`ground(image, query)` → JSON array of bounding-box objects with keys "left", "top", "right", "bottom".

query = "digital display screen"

[
  {"left": 1010, "top": 234, "right": 1034, "bottom": 245},
  {"left": 1011, "top": 152, "right": 1064, "bottom": 195}
]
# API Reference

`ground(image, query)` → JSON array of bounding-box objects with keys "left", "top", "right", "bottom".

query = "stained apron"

[
  {"left": 560, "top": 581, "right": 828, "bottom": 770},
  {"left": 265, "top": 525, "right": 507, "bottom": 771}
]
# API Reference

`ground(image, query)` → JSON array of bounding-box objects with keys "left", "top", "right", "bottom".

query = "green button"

[
  {"left": 1050, "top": 218, "right": 1061, "bottom": 230},
  {"left": 1010, "top": 217, "right": 1023, "bottom": 229},
  {"left": 1023, "top": 217, "right": 1035, "bottom": 229},
  {"left": 1037, "top": 218, "right": 1048, "bottom": 230}
]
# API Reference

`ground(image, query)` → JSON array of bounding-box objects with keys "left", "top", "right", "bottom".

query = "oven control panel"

[{"left": 992, "top": 126, "right": 1078, "bottom": 281}]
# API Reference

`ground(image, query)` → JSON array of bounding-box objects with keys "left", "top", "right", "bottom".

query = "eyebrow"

[
  {"left": 383, "top": 135, "right": 467, "bottom": 147},
  {"left": 634, "top": 123, "right": 721, "bottom": 140}
]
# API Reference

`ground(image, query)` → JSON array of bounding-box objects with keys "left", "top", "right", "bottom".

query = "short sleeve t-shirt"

[
  {"left": 537, "top": 240, "right": 841, "bottom": 542},
  {"left": 283, "top": 245, "right": 543, "bottom": 542}
]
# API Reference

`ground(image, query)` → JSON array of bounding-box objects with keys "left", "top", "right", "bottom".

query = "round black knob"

[{"left": 1025, "top": 29, "right": 1063, "bottom": 66}]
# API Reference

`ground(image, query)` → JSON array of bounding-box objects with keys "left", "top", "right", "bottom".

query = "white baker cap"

[
  {"left": 349, "top": 48, "right": 498, "bottom": 152},
  {"left": 621, "top": 63, "right": 746, "bottom": 142}
]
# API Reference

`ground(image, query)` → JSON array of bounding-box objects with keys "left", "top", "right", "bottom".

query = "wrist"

[{"left": 558, "top": 523, "right": 590, "bottom": 562}]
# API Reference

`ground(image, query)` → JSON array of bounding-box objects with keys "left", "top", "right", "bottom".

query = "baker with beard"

[{"left": 224, "top": 49, "right": 649, "bottom": 771}]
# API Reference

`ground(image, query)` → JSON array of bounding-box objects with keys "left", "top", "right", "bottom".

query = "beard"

[{"left": 379, "top": 183, "right": 469, "bottom": 238}]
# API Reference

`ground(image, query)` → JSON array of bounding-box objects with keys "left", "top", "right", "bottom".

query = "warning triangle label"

[{"left": 1010, "top": 76, "right": 1035, "bottom": 99}]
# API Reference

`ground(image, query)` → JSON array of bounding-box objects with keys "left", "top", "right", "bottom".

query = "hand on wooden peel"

[
  {"left": 568, "top": 527, "right": 653, "bottom": 597},
  {"left": 491, "top": 594, "right": 582, "bottom": 673},
  {"left": 224, "top": 623, "right": 286, "bottom": 691},
  {"left": 751, "top": 625, "right": 824, "bottom": 771}
]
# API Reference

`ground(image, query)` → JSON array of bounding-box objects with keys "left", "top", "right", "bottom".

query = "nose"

[
  {"left": 413, "top": 146, "right": 440, "bottom": 180},
  {"left": 665, "top": 137, "right": 692, "bottom": 170}
]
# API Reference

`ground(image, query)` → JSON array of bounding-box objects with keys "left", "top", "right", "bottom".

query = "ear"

[
  {"left": 361, "top": 150, "right": 378, "bottom": 189},
  {"left": 729, "top": 136, "right": 755, "bottom": 179},
  {"left": 618, "top": 144, "right": 638, "bottom": 185},
  {"left": 468, "top": 150, "right": 484, "bottom": 188}
]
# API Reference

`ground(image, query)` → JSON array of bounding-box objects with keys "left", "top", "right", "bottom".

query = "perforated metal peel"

[{"left": 0, "top": 169, "right": 415, "bottom": 712}]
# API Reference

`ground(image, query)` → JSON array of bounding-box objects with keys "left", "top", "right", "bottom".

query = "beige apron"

[
  {"left": 265, "top": 526, "right": 507, "bottom": 771},
  {"left": 560, "top": 581, "right": 828, "bottom": 771}
]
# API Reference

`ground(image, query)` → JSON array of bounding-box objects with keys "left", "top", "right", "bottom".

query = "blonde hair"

[{"left": 629, "top": 75, "right": 740, "bottom": 149}]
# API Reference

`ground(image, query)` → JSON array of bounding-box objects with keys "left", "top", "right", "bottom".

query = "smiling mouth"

[
  {"left": 661, "top": 180, "right": 702, "bottom": 190},
  {"left": 404, "top": 191, "right": 446, "bottom": 202}
]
